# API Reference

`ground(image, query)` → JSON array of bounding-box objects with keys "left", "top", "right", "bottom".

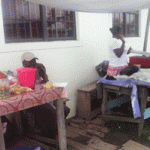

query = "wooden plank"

[
  {"left": 70, "top": 122, "right": 80, "bottom": 128},
  {"left": 101, "top": 115, "right": 142, "bottom": 123},
  {"left": 26, "top": 134, "right": 58, "bottom": 145},
  {"left": 66, "top": 128, "right": 80, "bottom": 138},
  {"left": 56, "top": 98, "right": 67, "bottom": 150},
  {"left": 87, "top": 124, "right": 103, "bottom": 131},
  {"left": 67, "top": 138, "right": 96, "bottom": 150},
  {"left": 100, "top": 127, "right": 110, "bottom": 133},
  {"left": 88, "top": 136, "right": 118, "bottom": 150},
  {"left": 103, "top": 84, "right": 120, "bottom": 91},
  {"left": 90, "top": 107, "right": 101, "bottom": 119},
  {"left": 66, "top": 125, "right": 93, "bottom": 138},
  {"left": 91, "top": 118, "right": 105, "bottom": 126},
  {"left": 71, "top": 118, "right": 86, "bottom": 123},
  {"left": 86, "top": 129, "right": 105, "bottom": 138},
  {"left": 67, "top": 125, "right": 87, "bottom": 135},
  {"left": 0, "top": 117, "right": 6, "bottom": 150},
  {"left": 120, "top": 140, "right": 150, "bottom": 150},
  {"left": 77, "top": 81, "right": 97, "bottom": 92}
]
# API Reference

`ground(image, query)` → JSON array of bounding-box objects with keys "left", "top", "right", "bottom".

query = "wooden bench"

[{"left": 77, "top": 81, "right": 102, "bottom": 120}]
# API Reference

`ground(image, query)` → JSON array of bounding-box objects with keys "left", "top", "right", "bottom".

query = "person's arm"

[
  {"left": 113, "top": 34, "right": 125, "bottom": 58},
  {"left": 37, "top": 63, "right": 49, "bottom": 83}
]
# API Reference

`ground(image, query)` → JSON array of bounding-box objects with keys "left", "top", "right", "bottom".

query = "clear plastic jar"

[{"left": 0, "top": 72, "right": 10, "bottom": 99}]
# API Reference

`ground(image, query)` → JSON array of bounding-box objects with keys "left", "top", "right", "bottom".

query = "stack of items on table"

[{"left": 0, "top": 69, "right": 54, "bottom": 141}]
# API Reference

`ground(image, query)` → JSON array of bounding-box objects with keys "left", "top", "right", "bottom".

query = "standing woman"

[{"left": 106, "top": 26, "right": 131, "bottom": 80}]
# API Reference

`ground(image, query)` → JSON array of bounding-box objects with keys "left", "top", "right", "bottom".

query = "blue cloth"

[
  {"left": 14, "top": 146, "right": 43, "bottom": 150},
  {"left": 98, "top": 78, "right": 150, "bottom": 118}
]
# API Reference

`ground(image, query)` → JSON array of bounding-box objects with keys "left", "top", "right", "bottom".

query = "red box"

[{"left": 129, "top": 56, "right": 150, "bottom": 68}]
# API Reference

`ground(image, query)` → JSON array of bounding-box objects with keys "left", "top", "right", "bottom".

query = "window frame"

[
  {"left": 1, "top": 0, "right": 76, "bottom": 43},
  {"left": 112, "top": 11, "right": 139, "bottom": 37}
]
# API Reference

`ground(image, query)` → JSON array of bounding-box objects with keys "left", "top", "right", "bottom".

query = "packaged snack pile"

[
  {"left": 10, "top": 84, "right": 33, "bottom": 95},
  {"left": 0, "top": 72, "right": 10, "bottom": 99}
]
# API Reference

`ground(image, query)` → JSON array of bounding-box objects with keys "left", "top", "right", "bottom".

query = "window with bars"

[
  {"left": 112, "top": 11, "right": 139, "bottom": 37},
  {"left": 1, "top": 0, "right": 76, "bottom": 43}
]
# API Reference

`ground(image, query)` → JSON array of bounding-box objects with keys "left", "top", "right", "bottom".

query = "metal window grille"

[
  {"left": 113, "top": 11, "right": 139, "bottom": 37},
  {"left": 2, "top": 0, "right": 76, "bottom": 43}
]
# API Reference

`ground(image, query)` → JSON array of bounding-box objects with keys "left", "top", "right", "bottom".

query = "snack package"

[
  {"left": 43, "top": 81, "right": 53, "bottom": 90},
  {"left": 7, "top": 70, "right": 18, "bottom": 85},
  {"left": 0, "top": 72, "right": 10, "bottom": 99},
  {"left": 10, "top": 84, "right": 33, "bottom": 95}
]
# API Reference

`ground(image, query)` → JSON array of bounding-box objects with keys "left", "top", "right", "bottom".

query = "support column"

[
  {"left": 143, "top": 8, "right": 150, "bottom": 52},
  {"left": 56, "top": 98, "right": 67, "bottom": 150},
  {"left": 0, "top": 117, "right": 6, "bottom": 150}
]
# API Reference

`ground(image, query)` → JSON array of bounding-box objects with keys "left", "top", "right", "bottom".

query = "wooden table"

[
  {"left": 0, "top": 86, "right": 68, "bottom": 150},
  {"left": 100, "top": 83, "right": 149, "bottom": 137}
]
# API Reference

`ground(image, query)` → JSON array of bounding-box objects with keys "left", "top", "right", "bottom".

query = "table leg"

[
  {"left": 14, "top": 112, "right": 23, "bottom": 134},
  {"left": 0, "top": 117, "right": 6, "bottom": 150},
  {"left": 138, "top": 87, "right": 148, "bottom": 137},
  {"left": 56, "top": 98, "right": 67, "bottom": 150},
  {"left": 102, "top": 86, "right": 108, "bottom": 115}
]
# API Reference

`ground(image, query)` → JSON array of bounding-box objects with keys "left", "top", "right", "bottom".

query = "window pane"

[
  {"left": 52, "top": 8, "right": 55, "bottom": 20},
  {"left": 70, "top": 11, "right": 74, "bottom": 21},
  {"left": 57, "top": 21, "right": 65, "bottom": 37},
  {"left": 25, "top": 22, "right": 30, "bottom": 38},
  {"left": 46, "top": 7, "right": 52, "bottom": 20},
  {"left": 31, "top": 21, "right": 42, "bottom": 38},
  {"left": 19, "top": 22, "right": 25, "bottom": 38},
  {"left": 12, "top": 23, "right": 17, "bottom": 37},
  {"left": 66, "top": 22, "right": 74, "bottom": 37},
  {"left": 47, "top": 21, "right": 56, "bottom": 38},
  {"left": 24, "top": 1, "right": 29, "bottom": 20},
  {"left": 130, "top": 14, "right": 135, "bottom": 24},
  {"left": 16, "top": 0, "right": 24, "bottom": 19},
  {"left": 126, "top": 13, "right": 130, "bottom": 24},
  {"left": 120, "top": 13, "right": 123, "bottom": 24},
  {"left": 127, "top": 25, "right": 136, "bottom": 36},
  {"left": 114, "top": 13, "right": 120, "bottom": 24},
  {"left": 30, "top": 3, "right": 40, "bottom": 20},
  {"left": 2, "top": 0, "right": 16, "bottom": 19},
  {"left": 56, "top": 9, "right": 61, "bottom": 21},
  {"left": 4, "top": 23, "right": 13, "bottom": 38}
]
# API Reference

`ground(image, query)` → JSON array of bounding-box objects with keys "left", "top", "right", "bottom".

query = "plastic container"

[
  {"left": 16, "top": 68, "right": 37, "bottom": 89},
  {"left": 0, "top": 72, "right": 10, "bottom": 99}
]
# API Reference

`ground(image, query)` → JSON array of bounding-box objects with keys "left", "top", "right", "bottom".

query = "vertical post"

[
  {"left": 0, "top": 117, "right": 6, "bottom": 150},
  {"left": 14, "top": 112, "right": 23, "bottom": 134},
  {"left": 138, "top": 87, "right": 148, "bottom": 136},
  {"left": 102, "top": 85, "right": 108, "bottom": 115},
  {"left": 56, "top": 98, "right": 67, "bottom": 150},
  {"left": 143, "top": 8, "right": 150, "bottom": 52}
]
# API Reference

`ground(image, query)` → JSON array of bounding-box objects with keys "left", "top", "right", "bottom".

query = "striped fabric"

[{"left": 107, "top": 65, "right": 127, "bottom": 76}]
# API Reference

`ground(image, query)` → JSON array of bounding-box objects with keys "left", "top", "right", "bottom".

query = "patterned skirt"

[{"left": 107, "top": 65, "right": 128, "bottom": 76}]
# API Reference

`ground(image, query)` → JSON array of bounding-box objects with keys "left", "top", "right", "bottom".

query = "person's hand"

[
  {"left": 127, "top": 47, "right": 132, "bottom": 54},
  {"left": 118, "top": 34, "right": 125, "bottom": 42}
]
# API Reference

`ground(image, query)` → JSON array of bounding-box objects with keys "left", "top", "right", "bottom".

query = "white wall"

[{"left": 0, "top": 0, "right": 149, "bottom": 118}]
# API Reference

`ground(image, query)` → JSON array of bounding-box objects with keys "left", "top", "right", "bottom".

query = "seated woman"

[
  {"left": 21, "top": 52, "right": 70, "bottom": 139},
  {"left": 106, "top": 26, "right": 132, "bottom": 80}
]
